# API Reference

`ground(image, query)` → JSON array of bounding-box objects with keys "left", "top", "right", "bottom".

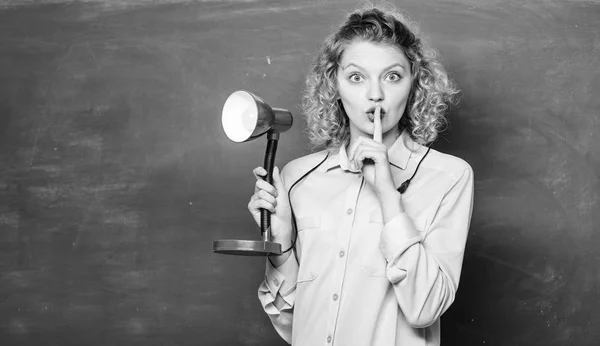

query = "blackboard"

[{"left": 0, "top": 0, "right": 598, "bottom": 345}]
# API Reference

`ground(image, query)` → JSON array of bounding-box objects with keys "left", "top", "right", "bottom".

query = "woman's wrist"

[
  {"left": 377, "top": 184, "right": 400, "bottom": 203},
  {"left": 273, "top": 236, "right": 292, "bottom": 250},
  {"left": 378, "top": 189, "right": 405, "bottom": 223},
  {"left": 269, "top": 226, "right": 294, "bottom": 266},
  {"left": 269, "top": 247, "right": 293, "bottom": 267},
  {"left": 271, "top": 226, "right": 293, "bottom": 246}
]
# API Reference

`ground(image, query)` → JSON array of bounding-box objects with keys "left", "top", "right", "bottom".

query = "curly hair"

[{"left": 302, "top": 3, "right": 460, "bottom": 149}]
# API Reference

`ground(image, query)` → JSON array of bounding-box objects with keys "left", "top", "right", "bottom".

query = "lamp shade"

[{"left": 221, "top": 90, "right": 292, "bottom": 142}]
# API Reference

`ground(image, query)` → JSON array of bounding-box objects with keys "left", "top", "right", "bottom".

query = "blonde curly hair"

[{"left": 302, "top": 4, "right": 460, "bottom": 149}]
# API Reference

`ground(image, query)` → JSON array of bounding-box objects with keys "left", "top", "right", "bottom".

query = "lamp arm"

[{"left": 261, "top": 130, "right": 280, "bottom": 241}]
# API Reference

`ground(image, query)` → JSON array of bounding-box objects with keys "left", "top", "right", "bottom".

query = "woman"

[{"left": 248, "top": 4, "right": 474, "bottom": 345}]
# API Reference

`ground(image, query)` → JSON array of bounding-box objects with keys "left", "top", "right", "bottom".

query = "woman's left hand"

[{"left": 347, "top": 106, "right": 396, "bottom": 197}]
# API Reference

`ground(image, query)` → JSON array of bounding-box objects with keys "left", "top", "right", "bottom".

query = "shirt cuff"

[
  {"left": 380, "top": 212, "right": 421, "bottom": 262},
  {"left": 265, "top": 254, "right": 299, "bottom": 297}
]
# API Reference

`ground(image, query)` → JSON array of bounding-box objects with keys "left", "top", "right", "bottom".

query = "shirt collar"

[{"left": 324, "top": 130, "right": 422, "bottom": 172}]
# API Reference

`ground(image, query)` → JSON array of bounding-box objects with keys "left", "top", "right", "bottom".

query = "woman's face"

[{"left": 336, "top": 40, "right": 413, "bottom": 144}]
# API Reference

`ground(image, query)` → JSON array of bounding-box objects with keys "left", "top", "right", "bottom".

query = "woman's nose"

[{"left": 368, "top": 81, "right": 384, "bottom": 102}]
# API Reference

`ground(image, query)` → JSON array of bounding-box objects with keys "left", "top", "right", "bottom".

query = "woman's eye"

[
  {"left": 386, "top": 72, "right": 402, "bottom": 82},
  {"left": 349, "top": 73, "right": 364, "bottom": 83}
]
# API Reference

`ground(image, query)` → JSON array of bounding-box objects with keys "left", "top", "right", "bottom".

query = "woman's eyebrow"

[
  {"left": 341, "top": 63, "right": 363, "bottom": 70},
  {"left": 383, "top": 63, "right": 407, "bottom": 71},
  {"left": 341, "top": 62, "right": 407, "bottom": 71}
]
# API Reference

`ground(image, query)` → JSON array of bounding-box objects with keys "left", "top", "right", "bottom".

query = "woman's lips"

[{"left": 366, "top": 110, "right": 385, "bottom": 122}]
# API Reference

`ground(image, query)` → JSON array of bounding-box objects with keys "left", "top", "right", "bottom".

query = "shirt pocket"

[
  {"left": 295, "top": 215, "right": 322, "bottom": 283},
  {"left": 360, "top": 209, "right": 388, "bottom": 278}
]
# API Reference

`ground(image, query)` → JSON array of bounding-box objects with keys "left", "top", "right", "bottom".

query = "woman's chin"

[{"left": 352, "top": 128, "right": 375, "bottom": 139}]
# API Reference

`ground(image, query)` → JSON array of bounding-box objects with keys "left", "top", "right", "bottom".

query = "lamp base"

[{"left": 213, "top": 239, "right": 282, "bottom": 256}]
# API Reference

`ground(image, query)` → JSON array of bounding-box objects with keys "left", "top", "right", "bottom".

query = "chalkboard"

[{"left": 0, "top": 0, "right": 598, "bottom": 345}]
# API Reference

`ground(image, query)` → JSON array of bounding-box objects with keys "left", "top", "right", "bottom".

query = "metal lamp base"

[{"left": 213, "top": 239, "right": 282, "bottom": 256}]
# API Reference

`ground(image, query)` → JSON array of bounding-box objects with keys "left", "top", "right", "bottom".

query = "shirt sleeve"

[
  {"left": 257, "top": 249, "right": 299, "bottom": 344},
  {"left": 379, "top": 165, "right": 474, "bottom": 328}
]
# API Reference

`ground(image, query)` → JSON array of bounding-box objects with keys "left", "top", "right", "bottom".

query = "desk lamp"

[{"left": 213, "top": 90, "right": 293, "bottom": 256}]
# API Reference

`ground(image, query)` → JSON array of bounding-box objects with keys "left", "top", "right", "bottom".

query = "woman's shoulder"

[
  {"left": 426, "top": 148, "right": 474, "bottom": 182},
  {"left": 280, "top": 149, "right": 330, "bottom": 184}
]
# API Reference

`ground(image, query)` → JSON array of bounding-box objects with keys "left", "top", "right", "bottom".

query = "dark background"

[{"left": 0, "top": 0, "right": 598, "bottom": 345}]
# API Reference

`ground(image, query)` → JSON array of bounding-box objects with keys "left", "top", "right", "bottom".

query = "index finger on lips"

[{"left": 373, "top": 104, "right": 382, "bottom": 143}]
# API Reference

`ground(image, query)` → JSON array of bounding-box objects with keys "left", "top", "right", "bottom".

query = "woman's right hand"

[{"left": 248, "top": 166, "right": 293, "bottom": 248}]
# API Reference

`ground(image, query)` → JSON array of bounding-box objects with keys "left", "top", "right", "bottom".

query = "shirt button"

[
  {"left": 339, "top": 250, "right": 345, "bottom": 258},
  {"left": 346, "top": 208, "right": 353, "bottom": 215},
  {"left": 333, "top": 294, "right": 338, "bottom": 301},
  {"left": 327, "top": 336, "right": 332, "bottom": 343},
  {"left": 273, "top": 279, "right": 279, "bottom": 287}
]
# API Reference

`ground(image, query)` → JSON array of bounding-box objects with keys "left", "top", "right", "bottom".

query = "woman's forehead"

[{"left": 339, "top": 40, "right": 409, "bottom": 70}]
